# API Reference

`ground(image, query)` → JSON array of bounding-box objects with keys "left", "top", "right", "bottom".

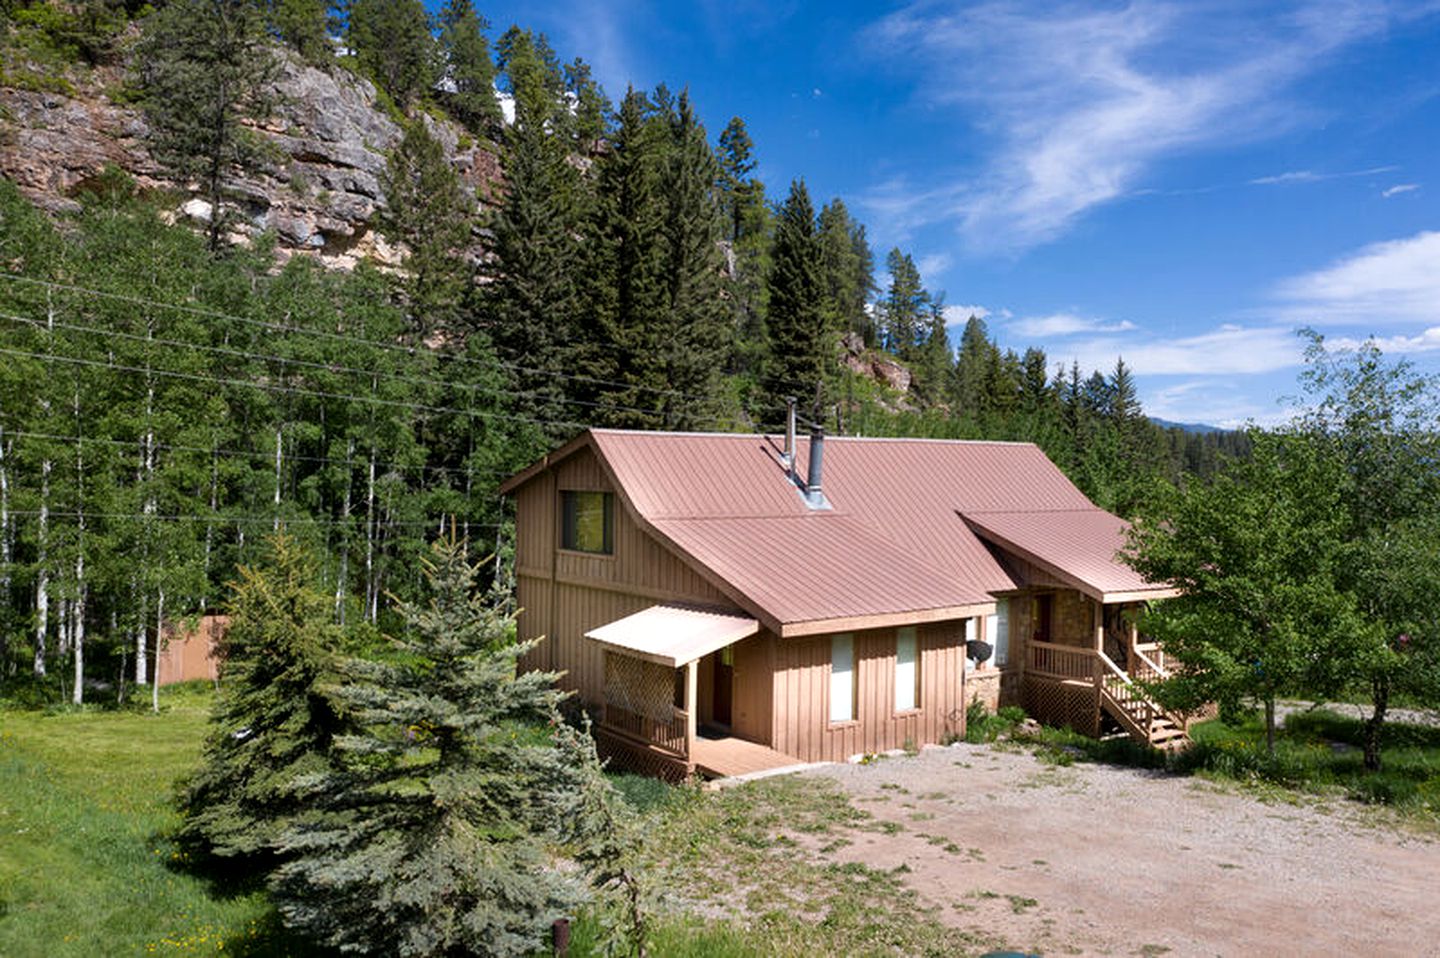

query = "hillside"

[{"left": 1, "top": 40, "right": 497, "bottom": 268}]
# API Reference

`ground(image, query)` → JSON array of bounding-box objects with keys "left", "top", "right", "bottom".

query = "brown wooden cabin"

[{"left": 501, "top": 428, "right": 1195, "bottom": 781}]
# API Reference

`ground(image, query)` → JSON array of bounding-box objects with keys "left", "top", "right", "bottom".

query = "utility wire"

[{"left": 0, "top": 271, "right": 804, "bottom": 410}]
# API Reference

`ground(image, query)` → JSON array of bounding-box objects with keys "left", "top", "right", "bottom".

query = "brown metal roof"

[
  {"left": 961, "top": 509, "right": 1177, "bottom": 602},
  {"left": 509, "top": 429, "right": 1171, "bottom": 632}
]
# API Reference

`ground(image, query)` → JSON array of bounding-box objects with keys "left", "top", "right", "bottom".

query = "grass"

[
  {"left": 1014, "top": 708, "right": 1440, "bottom": 824},
  {"left": 0, "top": 686, "right": 1018, "bottom": 957},
  {"left": 0, "top": 684, "right": 308, "bottom": 957}
]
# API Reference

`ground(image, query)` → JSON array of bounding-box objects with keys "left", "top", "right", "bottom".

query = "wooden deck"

[{"left": 691, "top": 733, "right": 800, "bottom": 779}]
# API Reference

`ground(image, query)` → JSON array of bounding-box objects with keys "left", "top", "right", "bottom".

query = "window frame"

[
  {"left": 828, "top": 633, "right": 858, "bottom": 726},
  {"left": 894, "top": 626, "right": 920, "bottom": 714},
  {"left": 559, "top": 490, "right": 614, "bottom": 556}
]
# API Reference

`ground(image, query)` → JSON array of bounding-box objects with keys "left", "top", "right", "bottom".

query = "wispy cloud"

[
  {"left": 916, "top": 252, "right": 952, "bottom": 280},
  {"left": 1054, "top": 324, "right": 1305, "bottom": 376},
  {"left": 1143, "top": 379, "right": 1301, "bottom": 429},
  {"left": 1248, "top": 165, "right": 1396, "bottom": 185},
  {"left": 1270, "top": 230, "right": 1440, "bottom": 326},
  {"left": 942, "top": 304, "right": 994, "bottom": 325},
  {"left": 865, "top": 1, "right": 1436, "bottom": 252},
  {"left": 1329, "top": 327, "right": 1440, "bottom": 352},
  {"left": 1009, "top": 313, "right": 1137, "bottom": 338},
  {"left": 1382, "top": 183, "right": 1420, "bottom": 197}
]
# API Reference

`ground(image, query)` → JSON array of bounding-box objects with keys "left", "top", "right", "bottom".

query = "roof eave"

[
  {"left": 777, "top": 602, "right": 996, "bottom": 638},
  {"left": 497, "top": 430, "right": 594, "bottom": 496}
]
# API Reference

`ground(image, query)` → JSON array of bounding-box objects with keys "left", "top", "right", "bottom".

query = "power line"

[
  {"left": 0, "top": 308, "right": 753, "bottom": 433},
  {"left": 0, "top": 429, "right": 515, "bottom": 483},
  {"left": 0, "top": 342, "right": 592, "bottom": 432},
  {"left": 0, "top": 271, "right": 775, "bottom": 415},
  {"left": 3, "top": 510, "right": 507, "bottom": 530}
]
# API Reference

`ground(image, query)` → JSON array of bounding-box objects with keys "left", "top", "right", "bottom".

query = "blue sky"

[{"left": 474, "top": 0, "right": 1440, "bottom": 426}]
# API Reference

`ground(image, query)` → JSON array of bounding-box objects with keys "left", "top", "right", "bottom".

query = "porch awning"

[{"left": 585, "top": 604, "right": 760, "bottom": 669}]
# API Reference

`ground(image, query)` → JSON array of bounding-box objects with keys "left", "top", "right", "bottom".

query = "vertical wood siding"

[
  {"left": 514, "top": 446, "right": 732, "bottom": 707},
  {"left": 770, "top": 622, "right": 966, "bottom": 763}
]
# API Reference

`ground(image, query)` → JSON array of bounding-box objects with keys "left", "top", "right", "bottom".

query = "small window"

[
  {"left": 895, "top": 627, "right": 919, "bottom": 711},
  {"left": 830, "top": 633, "right": 856, "bottom": 723},
  {"left": 561, "top": 491, "right": 613, "bottom": 554},
  {"left": 989, "top": 599, "right": 1010, "bottom": 666}
]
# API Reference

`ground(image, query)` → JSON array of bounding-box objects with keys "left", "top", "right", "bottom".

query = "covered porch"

[
  {"left": 1020, "top": 594, "right": 1200, "bottom": 749},
  {"left": 586, "top": 604, "right": 796, "bottom": 779}
]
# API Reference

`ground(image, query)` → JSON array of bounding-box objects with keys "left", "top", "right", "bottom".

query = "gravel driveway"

[{"left": 797, "top": 743, "right": 1439, "bottom": 957}]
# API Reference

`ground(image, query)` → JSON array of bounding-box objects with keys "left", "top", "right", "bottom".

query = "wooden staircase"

[{"left": 1096, "top": 650, "right": 1191, "bottom": 751}]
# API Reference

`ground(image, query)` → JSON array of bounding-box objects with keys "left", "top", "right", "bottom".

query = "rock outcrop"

[
  {"left": 0, "top": 48, "right": 500, "bottom": 269},
  {"left": 842, "top": 332, "right": 913, "bottom": 394}
]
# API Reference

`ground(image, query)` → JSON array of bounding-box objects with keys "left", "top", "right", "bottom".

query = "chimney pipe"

[
  {"left": 783, "top": 397, "right": 797, "bottom": 479},
  {"left": 806, "top": 425, "right": 825, "bottom": 504}
]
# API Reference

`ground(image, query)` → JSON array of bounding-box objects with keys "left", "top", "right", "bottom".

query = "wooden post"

[
  {"left": 684, "top": 658, "right": 698, "bottom": 759},
  {"left": 1093, "top": 598, "right": 1105, "bottom": 653}
]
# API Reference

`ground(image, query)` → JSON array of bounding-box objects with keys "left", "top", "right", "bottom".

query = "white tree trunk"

[
  {"left": 335, "top": 438, "right": 353, "bottom": 623},
  {"left": 151, "top": 588, "right": 164, "bottom": 713},
  {"left": 273, "top": 426, "right": 283, "bottom": 532},
  {"left": 365, "top": 448, "right": 377, "bottom": 623},
  {"left": 134, "top": 590, "right": 148, "bottom": 686},
  {"left": 33, "top": 459, "right": 50, "bottom": 677}
]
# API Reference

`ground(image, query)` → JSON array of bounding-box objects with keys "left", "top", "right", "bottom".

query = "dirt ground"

[{"left": 796, "top": 743, "right": 1440, "bottom": 957}]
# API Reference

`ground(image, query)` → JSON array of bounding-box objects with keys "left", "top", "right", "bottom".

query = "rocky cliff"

[{"left": 0, "top": 47, "right": 499, "bottom": 269}]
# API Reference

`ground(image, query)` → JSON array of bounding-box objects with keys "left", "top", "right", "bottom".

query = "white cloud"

[
  {"left": 1009, "top": 313, "right": 1137, "bottom": 338},
  {"left": 942, "top": 304, "right": 991, "bottom": 325},
  {"left": 1382, "top": 183, "right": 1420, "bottom": 197},
  {"left": 1056, "top": 324, "right": 1304, "bottom": 376},
  {"left": 916, "top": 252, "right": 952, "bottom": 279},
  {"left": 1249, "top": 165, "right": 1396, "bottom": 186},
  {"left": 866, "top": 1, "right": 1436, "bottom": 252},
  {"left": 1271, "top": 231, "right": 1440, "bottom": 325},
  {"left": 1329, "top": 327, "right": 1440, "bottom": 352},
  {"left": 1142, "top": 379, "right": 1301, "bottom": 428}
]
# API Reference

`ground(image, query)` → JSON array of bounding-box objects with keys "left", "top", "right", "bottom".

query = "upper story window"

[{"left": 561, "top": 490, "right": 614, "bottom": 554}]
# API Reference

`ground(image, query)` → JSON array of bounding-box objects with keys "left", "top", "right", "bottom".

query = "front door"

[
  {"left": 712, "top": 646, "right": 734, "bottom": 727},
  {"left": 1034, "top": 594, "right": 1053, "bottom": 643}
]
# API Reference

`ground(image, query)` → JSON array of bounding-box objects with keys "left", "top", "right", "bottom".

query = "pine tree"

[
  {"left": 347, "top": 0, "right": 436, "bottom": 108},
  {"left": 377, "top": 120, "right": 475, "bottom": 340},
  {"left": 1108, "top": 357, "right": 1142, "bottom": 424},
  {"left": 176, "top": 535, "right": 347, "bottom": 865},
  {"left": 483, "top": 28, "right": 589, "bottom": 440},
  {"left": 952, "top": 315, "right": 994, "bottom": 417},
  {"left": 714, "top": 116, "right": 771, "bottom": 375},
  {"left": 913, "top": 297, "right": 953, "bottom": 406},
  {"left": 880, "top": 248, "right": 926, "bottom": 358},
  {"left": 270, "top": 536, "right": 586, "bottom": 957},
  {"left": 817, "top": 199, "right": 865, "bottom": 344},
  {"left": 766, "top": 180, "right": 829, "bottom": 420},
  {"left": 438, "top": 0, "right": 500, "bottom": 134},
  {"left": 135, "top": 0, "right": 277, "bottom": 251},
  {"left": 269, "top": 0, "right": 331, "bottom": 64}
]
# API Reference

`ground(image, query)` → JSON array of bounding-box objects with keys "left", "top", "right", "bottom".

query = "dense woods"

[{"left": 0, "top": 0, "right": 1250, "bottom": 698}]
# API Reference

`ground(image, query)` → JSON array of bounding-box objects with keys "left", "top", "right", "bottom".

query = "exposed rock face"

[
  {"left": 0, "top": 49, "right": 500, "bottom": 270},
  {"left": 841, "top": 331, "right": 913, "bottom": 394}
]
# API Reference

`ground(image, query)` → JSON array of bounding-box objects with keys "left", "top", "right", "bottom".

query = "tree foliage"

[
  {"left": 269, "top": 537, "right": 593, "bottom": 956},
  {"left": 176, "top": 535, "right": 348, "bottom": 865}
]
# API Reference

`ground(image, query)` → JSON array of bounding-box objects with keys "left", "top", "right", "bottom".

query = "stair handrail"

[
  {"left": 1131, "top": 646, "right": 1169, "bottom": 680},
  {"left": 1096, "top": 649, "right": 1159, "bottom": 735}
]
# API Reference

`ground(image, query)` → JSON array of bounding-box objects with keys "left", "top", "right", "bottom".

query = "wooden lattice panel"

[
  {"left": 1023, "top": 678, "right": 1099, "bottom": 736},
  {"left": 603, "top": 652, "right": 675, "bottom": 721},
  {"left": 595, "top": 728, "right": 691, "bottom": 783}
]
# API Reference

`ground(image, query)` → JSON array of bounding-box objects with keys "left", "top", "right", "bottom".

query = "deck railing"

[
  {"left": 602, "top": 703, "right": 689, "bottom": 757},
  {"left": 1028, "top": 640, "right": 1096, "bottom": 681}
]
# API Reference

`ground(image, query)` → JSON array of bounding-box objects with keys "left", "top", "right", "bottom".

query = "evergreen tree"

[
  {"left": 1108, "top": 358, "right": 1142, "bottom": 424},
  {"left": 377, "top": 120, "right": 475, "bottom": 340},
  {"left": 766, "top": 179, "right": 828, "bottom": 419},
  {"left": 438, "top": 0, "right": 500, "bottom": 134},
  {"left": 347, "top": 0, "right": 436, "bottom": 108},
  {"left": 135, "top": 0, "right": 276, "bottom": 251},
  {"left": 269, "top": 0, "right": 331, "bottom": 64},
  {"left": 879, "top": 248, "right": 925, "bottom": 357},
  {"left": 270, "top": 537, "right": 585, "bottom": 957},
  {"left": 482, "top": 28, "right": 589, "bottom": 441},
  {"left": 952, "top": 315, "right": 994, "bottom": 416},
  {"left": 176, "top": 535, "right": 347, "bottom": 864},
  {"left": 912, "top": 297, "right": 953, "bottom": 406},
  {"left": 714, "top": 116, "right": 771, "bottom": 376}
]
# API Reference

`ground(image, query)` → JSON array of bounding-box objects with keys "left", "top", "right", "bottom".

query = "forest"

[{"left": 0, "top": 0, "right": 1252, "bottom": 698}]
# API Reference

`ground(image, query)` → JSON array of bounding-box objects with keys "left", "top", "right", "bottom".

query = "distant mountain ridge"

[{"left": 1150, "top": 417, "right": 1225, "bottom": 435}]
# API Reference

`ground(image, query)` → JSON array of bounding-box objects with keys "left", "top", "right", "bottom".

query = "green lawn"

[
  {"left": 1021, "top": 706, "right": 1440, "bottom": 824},
  {"left": 0, "top": 688, "right": 1005, "bottom": 957},
  {"left": 0, "top": 685, "right": 306, "bottom": 957}
]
